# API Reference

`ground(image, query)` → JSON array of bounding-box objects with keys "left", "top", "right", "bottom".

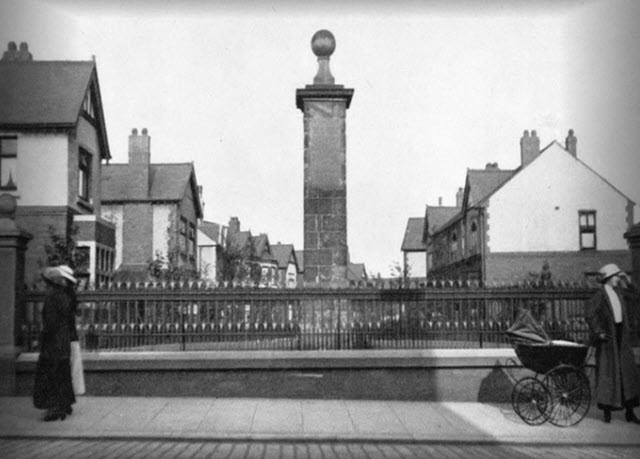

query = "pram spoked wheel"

[
  {"left": 511, "top": 377, "right": 550, "bottom": 425},
  {"left": 543, "top": 365, "right": 591, "bottom": 427}
]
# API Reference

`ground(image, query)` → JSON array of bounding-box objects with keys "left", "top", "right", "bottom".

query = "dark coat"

[
  {"left": 586, "top": 287, "right": 640, "bottom": 410},
  {"left": 33, "top": 285, "right": 76, "bottom": 410}
]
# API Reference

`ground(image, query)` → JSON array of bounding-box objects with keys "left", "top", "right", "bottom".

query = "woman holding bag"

[
  {"left": 33, "top": 266, "right": 77, "bottom": 421},
  {"left": 59, "top": 265, "right": 85, "bottom": 404}
]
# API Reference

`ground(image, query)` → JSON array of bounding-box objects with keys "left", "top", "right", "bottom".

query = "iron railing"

[{"left": 20, "top": 281, "right": 632, "bottom": 352}]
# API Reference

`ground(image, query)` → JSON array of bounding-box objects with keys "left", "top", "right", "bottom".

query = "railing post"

[{"left": 0, "top": 194, "right": 32, "bottom": 395}]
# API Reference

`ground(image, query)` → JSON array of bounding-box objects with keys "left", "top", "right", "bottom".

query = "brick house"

[
  {"left": 0, "top": 42, "right": 115, "bottom": 286},
  {"left": 197, "top": 220, "right": 227, "bottom": 282},
  {"left": 425, "top": 130, "right": 634, "bottom": 283},
  {"left": 271, "top": 243, "right": 300, "bottom": 288},
  {"left": 100, "top": 128, "right": 203, "bottom": 281}
]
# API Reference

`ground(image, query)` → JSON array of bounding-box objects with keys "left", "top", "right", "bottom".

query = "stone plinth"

[
  {"left": 0, "top": 194, "right": 31, "bottom": 394},
  {"left": 296, "top": 30, "right": 354, "bottom": 287}
]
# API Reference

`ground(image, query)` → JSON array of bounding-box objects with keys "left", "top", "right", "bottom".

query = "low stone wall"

[{"left": 15, "top": 348, "right": 623, "bottom": 402}]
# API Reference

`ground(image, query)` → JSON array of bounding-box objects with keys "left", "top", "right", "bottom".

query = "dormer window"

[{"left": 0, "top": 136, "right": 17, "bottom": 190}]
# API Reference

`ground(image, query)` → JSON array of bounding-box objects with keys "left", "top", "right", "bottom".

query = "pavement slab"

[{"left": 2, "top": 396, "right": 640, "bottom": 445}]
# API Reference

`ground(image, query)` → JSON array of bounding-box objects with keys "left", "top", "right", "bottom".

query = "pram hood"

[{"left": 505, "top": 309, "right": 550, "bottom": 344}]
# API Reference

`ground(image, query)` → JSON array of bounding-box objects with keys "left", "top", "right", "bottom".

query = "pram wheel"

[
  {"left": 543, "top": 365, "right": 591, "bottom": 427},
  {"left": 512, "top": 377, "right": 550, "bottom": 425}
]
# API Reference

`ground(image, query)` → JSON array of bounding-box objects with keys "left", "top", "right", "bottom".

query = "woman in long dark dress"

[{"left": 33, "top": 266, "right": 77, "bottom": 421}]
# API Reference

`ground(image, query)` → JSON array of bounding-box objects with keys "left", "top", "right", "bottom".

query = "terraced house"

[
  {"left": 424, "top": 130, "right": 634, "bottom": 283},
  {"left": 0, "top": 42, "right": 115, "bottom": 285}
]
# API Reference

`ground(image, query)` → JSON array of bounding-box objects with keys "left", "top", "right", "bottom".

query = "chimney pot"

[
  {"left": 565, "top": 129, "right": 577, "bottom": 157},
  {"left": 131, "top": 128, "right": 138, "bottom": 135},
  {"left": 438, "top": 197, "right": 443, "bottom": 206},
  {"left": 520, "top": 128, "right": 540, "bottom": 167},
  {"left": 142, "top": 128, "right": 148, "bottom": 135},
  {"left": 456, "top": 187, "right": 464, "bottom": 208}
]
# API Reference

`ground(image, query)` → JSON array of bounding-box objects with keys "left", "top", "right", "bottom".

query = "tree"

[
  {"left": 221, "top": 236, "right": 263, "bottom": 285},
  {"left": 147, "top": 248, "right": 201, "bottom": 282},
  {"left": 389, "top": 260, "right": 411, "bottom": 286},
  {"left": 43, "top": 224, "right": 89, "bottom": 271}
]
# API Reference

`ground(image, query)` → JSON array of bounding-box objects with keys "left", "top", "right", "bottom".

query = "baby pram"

[{"left": 506, "top": 309, "right": 591, "bottom": 427}]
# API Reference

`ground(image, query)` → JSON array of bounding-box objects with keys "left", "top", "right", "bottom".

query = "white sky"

[{"left": 1, "top": 0, "right": 639, "bottom": 277}]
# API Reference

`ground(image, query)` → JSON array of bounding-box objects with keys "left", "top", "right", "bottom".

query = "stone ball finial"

[
  {"left": 0, "top": 193, "right": 17, "bottom": 219},
  {"left": 311, "top": 30, "right": 336, "bottom": 58}
]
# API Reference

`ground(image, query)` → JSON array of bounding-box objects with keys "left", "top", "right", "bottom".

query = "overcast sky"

[{"left": 1, "top": 0, "right": 639, "bottom": 276}]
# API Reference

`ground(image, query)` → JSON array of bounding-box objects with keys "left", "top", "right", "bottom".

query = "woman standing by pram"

[{"left": 587, "top": 263, "right": 640, "bottom": 424}]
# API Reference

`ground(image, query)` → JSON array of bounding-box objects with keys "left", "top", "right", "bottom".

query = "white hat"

[
  {"left": 599, "top": 263, "right": 622, "bottom": 283},
  {"left": 42, "top": 265, "right": 77, "bottom": 285},
  {"left": 57, "top": 265, "right": 77, "bottom": 284}
]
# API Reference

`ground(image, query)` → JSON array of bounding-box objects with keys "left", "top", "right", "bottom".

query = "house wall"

[
  {"left": 69, "top": 117, "right": 101, "bottom": 214},
  {"left": 12, "top": 132, "right": 68, "bottom": 206},
  {"left": 15, "top": 206, "right": 72, "bottom": 286},
  {"left": 404, "top": 251, "right": 426, "bottom": 278},
  {"left": 488, "top": 145, "right": 632, "bottom": 253},
  {"left": 101, "top": 205, "right": 123, "bottom": 269},
  {"left": 285, "top": 262, "right": 298, "bottom": 288},
  {"left": 122, "top": 203, "right": 153, "bottom": 265},
  {"left": 152, "top": 204, "right": 172, "bottom": 261},
  {"left": 484, "top": 250, "right": 631, "bottom": 283}
]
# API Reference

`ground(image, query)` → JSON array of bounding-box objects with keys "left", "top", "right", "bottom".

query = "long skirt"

[{"left": 33, "top": 357, "right": 76, "bottom": 410}]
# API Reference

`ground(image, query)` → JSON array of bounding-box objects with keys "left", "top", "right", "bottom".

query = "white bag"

[{"left": 70, "top": 340, "right": 86, "bottom": 395}]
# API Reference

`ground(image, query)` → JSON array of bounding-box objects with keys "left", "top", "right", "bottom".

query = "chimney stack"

[
  {"left": 565, "top": 129, "right": 577, "bottom": 157},
  {"left": 456, "top": 187, "right": 464, "bottom": 208},
  {"left": 228, "top": 217, "right": 240, "bottom": 237},
  {"left": 128, "top": 128, "right": 150, "bottom": 198},
  {"left": 520, "top": 129, "right": 540, "bottom": 167}
]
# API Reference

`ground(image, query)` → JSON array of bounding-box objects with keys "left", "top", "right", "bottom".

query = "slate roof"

[
  {"left": 271, "top": 244, "right": 296, "bottom": 269},
  {"left": 347, "top": 262, "right": 367, "bottom": 281},
  {"left": 466, "top": 169, "right": 515, "bottom": 206},
  {"left": 424, "top": 206, "right": 460, "bottom": 236},
  {"left": 401, "top": 217, "right": 427, "bottom": 251},
  {"left": 0, "top": 60, "right": 110, "bottom": 158},
  {"left": 101, "top": 163, "right": 196, "bottom": 202},
  {"left": 199, "top": 221, "right": 224, "bottom": 244}
]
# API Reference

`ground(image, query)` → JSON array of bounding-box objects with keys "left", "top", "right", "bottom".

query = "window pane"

[
  {"left": 0, "top": 157, "right": 17, "bottom": 188},
  {"left": 587, "top": 213, "right": 595, "bottom": 226},
  {"left": 1, "top": 138, "right": 17, "bottom": 154},
  {"left": 581, "top": 232, "right": 595, "bottom": 249},
  {"left": 579, "top": 214, "right": 587, "bottom": 226}
]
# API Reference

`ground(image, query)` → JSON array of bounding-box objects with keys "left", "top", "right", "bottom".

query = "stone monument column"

[
  {"left": 0, "top": 194, "right": 31, "bottom": 394},
  {"left": 296, "top": 30, "right": 354, "bottom": 286}
]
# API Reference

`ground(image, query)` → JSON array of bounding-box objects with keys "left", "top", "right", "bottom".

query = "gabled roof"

[
  {"left": 199, "top": 221, "right": 224, "bottom": 244},
  {"left": 270, "top": 244, "right": 297, "bottom": 269},
  {"left": 466, "top": 168, "right": 515, "bottom": 207},
  {"left": 0, "top": 60, "right": 110, "bottom": 158},
  {"left": 253, "top": 234, "right": 272, "bottom": 261},
  {"left": 424, "top": 206, "right": 460, "bottom": 237},
  {"left": 347, "top": 262, "right": 367, "bottom": 281},
  {"left": 401, "top": 217, "right": 427, "bottom": 251},
  {"left": 101, "top": 163, "right": 201, "bottom": 212},
  {"left": 227, "top": 230, "right": 252, "bottom": 252}
]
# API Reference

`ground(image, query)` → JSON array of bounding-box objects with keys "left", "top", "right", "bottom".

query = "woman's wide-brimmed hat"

[
  {"left": 598, "top": 263, "right": 623, "bottom": 283},
  {"left": 42, "top": 265, "right": 77, "bottom": 285}
]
